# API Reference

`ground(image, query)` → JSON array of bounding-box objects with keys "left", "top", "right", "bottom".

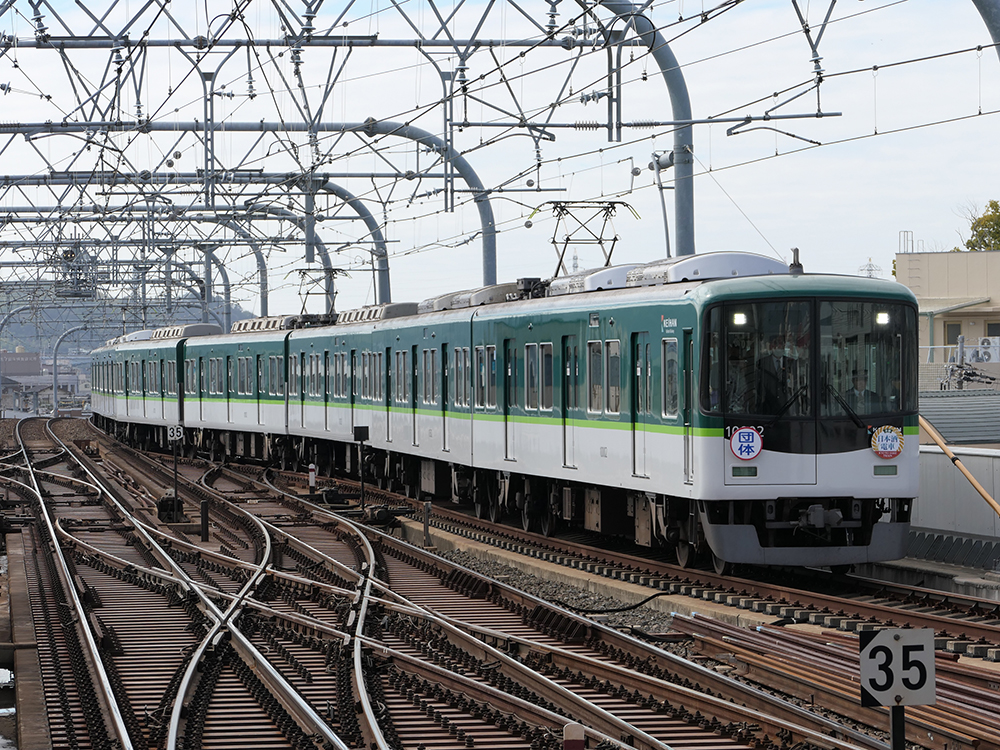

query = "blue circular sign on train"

[{"left": 730, "top": 427, "right": 763, "bottom": 460}]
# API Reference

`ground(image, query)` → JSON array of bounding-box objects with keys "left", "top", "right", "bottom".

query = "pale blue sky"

[{"left": 1, "top": 1, "right": 997, "bottom": 315}]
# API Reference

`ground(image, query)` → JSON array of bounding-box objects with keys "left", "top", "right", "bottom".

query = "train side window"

[
  {"left": 540, "top": 343, "right": 553, "bottom": 410},
  {"left": 289, "top": 356, "right": 298, "bottom": 396},
  {"left": 474, "top": 346, "right": 486, "bottom": 407},
  {"left": 465, "top": 347, "right": 471, "bottom": 406},
  {"left": 587, "top": 341, "right": 603, "bottom": 412},
  {"left": 432, "top": 349, "right": 439, "bottom": 404},
  {"left": 525, "top": 343, "right": 538, "bottom": 409},
  {"left": 606, "top": 340, "right": 621, "bottom": 414},
  {"left": 485, "top": 345, "right": 496, "bottom": 407},
  {"left": 662, "top": 338, "right": 679, "bottom": 418},
  {"left": 421, "top": 349, "right": 429, "bottom": 403},
  {"left": 395, "top": 352, "right": 402, "bottom": 402},
  {"left": 505, "top": 342, "right": 517, "bottom": 408},
  {"left": 455, "top": 349, "right": 464, "bottom": 406}
]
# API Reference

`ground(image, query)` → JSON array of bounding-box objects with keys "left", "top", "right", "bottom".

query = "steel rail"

[
  {"left": 163, "top": 469, "right": 351, "bottom": 750},
  {"left": 226, "top": 464, "right": 674, "bottom": 748},
  {"left": 53, "top": 422, "right": 350, "bottom": 750},
  {"left": 361, "top": 525, "right": 899, "bottom": 750},
  {"left": 354, "top": 596, "right": 672, "bottom": 750},
  {"left": 363, "top": 639, "right": 648, "bottom": 750},
  {"left": 359, "top": 524, "right": 872, "bottom": 750},
  {"left": 419, "top": 499, "right": 1000, "bottom": 641},
  {"left": 15, "top": 419, "right": 137, "bottom": 750}
]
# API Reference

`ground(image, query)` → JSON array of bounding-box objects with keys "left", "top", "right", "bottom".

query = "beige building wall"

[{"left": 895, "top": 251, "right": 1000, "bottom": 361}]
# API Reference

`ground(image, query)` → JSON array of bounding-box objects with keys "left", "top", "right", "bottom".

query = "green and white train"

[{"left": 91, "top": 251, "right": 919, "bottom": 571}]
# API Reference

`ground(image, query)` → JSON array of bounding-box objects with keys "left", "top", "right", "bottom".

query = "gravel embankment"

[{"left": 441, "top": 549, "right": 685, "bottom": 645}]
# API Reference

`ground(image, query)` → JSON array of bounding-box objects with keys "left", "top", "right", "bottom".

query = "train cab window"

[
  {"left": 587, "top": 341, "right": 603, "bottom": 412},
  {"left": 540, "top": 343, "right": 553, "bottom": 410},
  {"left": 705, "top": 301, "right": 811, "bottom": 417},
  {"left": 605, "top": 340, "right": 621, "bottom": 414},
  {"left": 485, "top": 345, "right": 496, "bottom": 407},
  {"left": 819, "top": 301, "right": 916, "bottom": 416},
  {"left": 525, "top": 343, "right": 538, "bottom": 409},
  {"left": 662, "top": 338, "right": 679, "bottom": 418}
]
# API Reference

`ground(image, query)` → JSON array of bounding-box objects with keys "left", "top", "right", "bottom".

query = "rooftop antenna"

[
  {"left": 789, "top": 247, "right": 804, "bottom": 275},
  {"left": 859, "top": 258, "right": 881, "bottom": 278}
]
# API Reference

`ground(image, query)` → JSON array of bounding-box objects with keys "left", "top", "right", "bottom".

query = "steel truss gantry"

[{"left": 0, "top": 0, "right": 722, "bottom": 331}]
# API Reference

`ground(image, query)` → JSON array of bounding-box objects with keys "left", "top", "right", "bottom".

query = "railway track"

[
  {"left": 366, "top": 489, "right": 1000, "bottom": 659},
  {"left": 7, "top": 418, "right": 1000, "bottom": 750}
]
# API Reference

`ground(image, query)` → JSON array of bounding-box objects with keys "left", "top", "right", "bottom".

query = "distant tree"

[{"left": 962, "top": 199, "right": 1000, "bottom": 251}]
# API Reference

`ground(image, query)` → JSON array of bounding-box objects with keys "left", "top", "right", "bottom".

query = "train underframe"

[{"left": 93, "top": 415, "right": 912, "bottom": 572}]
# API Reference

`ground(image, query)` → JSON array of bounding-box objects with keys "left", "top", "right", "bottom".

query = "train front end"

[{"left": 694, "top": 276, "right": 919, "bottom": 568}]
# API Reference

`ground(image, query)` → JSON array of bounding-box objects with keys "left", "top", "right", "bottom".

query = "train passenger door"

[
  {"left": 683, "top": 329, "right": 694, "bottom": 485},
  {"left": 385, "top": 348, "right": 392, "bottom": 442},
  {"left": 441, "top": 345, "right": 449, "bottom": 451},
  {"left": 504, "top": 340, "right": 517, "bottom": 460},
  {"left": 561, "top": 336, "right": 577, "bottom": 467},
  {"left": 411, "top": 345, "right": 419, "bottom": 446},
  {"left": 631, "top": 332, "right": 650, "bottom": 477}
]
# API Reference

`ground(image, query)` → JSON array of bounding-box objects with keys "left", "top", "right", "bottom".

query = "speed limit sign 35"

[{"left": 859, "top": 628, "right": 936, "bottom": 707}]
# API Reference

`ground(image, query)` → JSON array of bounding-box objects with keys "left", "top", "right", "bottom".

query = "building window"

[{"left": 945, "top": 322, "right": 962, "bottom": 346}]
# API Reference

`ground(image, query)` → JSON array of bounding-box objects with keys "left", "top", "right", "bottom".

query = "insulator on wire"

[{"left": 573, "top": 121, "right": 600, "bottom": 130}]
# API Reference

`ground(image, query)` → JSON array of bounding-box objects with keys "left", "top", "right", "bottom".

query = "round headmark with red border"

[
  {"left": 871, "top": 425, "right": 903, "bottom": 459},
  {"left": 730, "top": 427, "right": 763, "bottom": 460}
]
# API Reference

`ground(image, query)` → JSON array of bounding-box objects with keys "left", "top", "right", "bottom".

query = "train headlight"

[
  {"left": 876, "top": 312, "right": 890, "bottom": 325},
  {"left": 733, "top": 312, "right": 747, "bottom": 326}
]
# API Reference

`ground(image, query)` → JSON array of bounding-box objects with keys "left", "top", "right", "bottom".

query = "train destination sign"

[{"left": 859, "top": 628, "right": 935, "bottom": 707}]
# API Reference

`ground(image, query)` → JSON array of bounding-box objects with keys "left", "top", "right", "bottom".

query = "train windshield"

[{"left": 704, "top": 299, "right": 917, "bottom": 418}]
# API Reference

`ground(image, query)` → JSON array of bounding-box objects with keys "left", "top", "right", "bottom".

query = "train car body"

[
  {"left": 91, "top": 252, "right": 919, "bottom": 571},
  {"left": 91, "top": 324, "right": 221, "bottom": 447}
]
